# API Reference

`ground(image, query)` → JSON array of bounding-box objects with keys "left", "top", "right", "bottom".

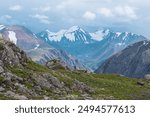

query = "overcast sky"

[{"left": 0, "top": 0, "right": 150, "bottom": 37}]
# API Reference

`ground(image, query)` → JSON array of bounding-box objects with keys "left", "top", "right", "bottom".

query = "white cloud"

[
  {"left": 114, "top": 5, "right": 137, "bottom": 19},
  {"left": 97, "top": 5, "right": 137, "bottom": 21},
  {"left": 83, "top": 11, "right": 96, "bottom": 20},
  {"left": 9, "top": 5, "right": 22, "bottom": 11},
  {"left": 2, "top": 15, "right": 12, "bottom": 19},
  {"left": 42, "top": 6, "right": 51, "bottom": 12},
  {"left": 33, "top": 6, "right": 51, "bottom": 12},
  {"left": 98, "top": 8, "right": 113, "bottom": 17},
  {"left": 56, "top": 0, "right": 86, "bottom": 10},
  {"left": 30, "top": 14, "right": 50, "bottom": 24}
]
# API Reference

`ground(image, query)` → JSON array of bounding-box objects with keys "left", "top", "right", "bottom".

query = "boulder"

[{"left": 72, "top": 80, "right": 93, "bottom": 93}]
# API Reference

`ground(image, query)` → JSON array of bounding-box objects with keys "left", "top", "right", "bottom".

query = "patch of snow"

[
  {"left": 65, "top": 33, "right": 75, "bottom": 41},
  {"left": 103, "top": 29, "right": 110, "bottom": 35},
  {"left": 0, "top": 25, "right": 5, "bottom": 30},
  {"left": 125, "top": 32, "right": 129, "bottom": 36},
  {"left": 85, "top": 41, "right": 89, "bottom": 44},
  {"left": 143, "top": 41, "right": 149, "bottom": 46},
  {"left": 82, "top": 34, "right": 87, "bottom": 41},
  {"left": 122, "top": 32, "right": 129, "bottom": 40},
  {"left": 116, "top": 32, "right": 121, "bottom": 36},
  {"left": 34, "top": 44, "right": 40, "bottom": 49},
  {"left": 80, "top": 28, "right": 86, "bottom": 34},
  {"left": 33, "top": 34, "right": 37, "bottom": 38},
  {"left": 8, "top": 31, "right": 17, "bottom": 44},
  {"left": 47, "top": 29, "right": 66, "bottom": 42},
  {"left": 90, "top": 30, "right": 104, "bottom": 41},
  {"left": 45, "top": 37, "right": 48, "bottom": 41},
  {"left": 117, "top": 43, "right": 125, "bottom": 46},
  {"left": 41, "top": 34, "right": 44, "bottom": 37}
]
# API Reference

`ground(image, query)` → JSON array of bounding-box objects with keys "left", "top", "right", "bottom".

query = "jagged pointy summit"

[
  {"left": 95, "top": 40, "right": 150, "bottom": 78},
  {"left": 37, "top": 26, "right": 92, "bottom": 43}
]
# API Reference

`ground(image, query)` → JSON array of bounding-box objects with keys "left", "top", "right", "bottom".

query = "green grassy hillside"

[{"left": 5, "top": 60, "right": 150, "bottom": 100}]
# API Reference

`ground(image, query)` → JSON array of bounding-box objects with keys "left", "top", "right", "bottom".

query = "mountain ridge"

[{"left": 95, "top": 40, "right": 150, "bottom": 78}]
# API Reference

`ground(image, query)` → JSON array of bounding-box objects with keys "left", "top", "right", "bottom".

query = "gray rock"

[
  {"left": 0, "top": 87, "right": 5, "bottom": 92},
  {"left": 14, "top": 94, "right": 28, "bottom": 100},
  {"left": 43, "top": 96, "right": 51, "bottom": 100},
  {"left": 137, "top": 81, "right": 145, "bottom": 86},
  {"left": 5, "top": 91, "right": 15, "bottom": 97},
  {"left": 14, "top": 83, "right": 33, "bottom": 95},
  {"left": 72, "top": 80, "right": 93, "bottom": 93},
  {"left": 0, "top": 66, "right": 4, "bottom": 73},
  {"left": 81, "top": 94, "right": 94, "bottom": 100},
  {"left": 145, "top": 74, "right": 150, "bottom": 79},
  {"left": 2, "top": 72, "right": 23, "bottom": 81},
  {"left": 43, "top": 74, "right": 64, "bottom": 88},
  {"left": 31, "top": 73, "right": 53, "bottom": 89}
]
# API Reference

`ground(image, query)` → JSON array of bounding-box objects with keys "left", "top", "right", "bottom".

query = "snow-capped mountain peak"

[
  {"left": 64, "top": 26, "right": 88, "bottom": 42},
  {"left": 38, "top": 27, "right": 147, "bottom": 50},
  {"left": 38, "top": 26, "right": 90, "bottom": 42}
]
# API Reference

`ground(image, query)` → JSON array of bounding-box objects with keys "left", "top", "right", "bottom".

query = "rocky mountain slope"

[
  {"left": 0, "top": 38, "right": 93, "bottom": 99},
  {"left": 0, "top": 38, "right": 150, "bottom": 100},
  {"left": 95, "top": 40, "right": 150, "bottom": 78},
  {"left": 38, "top": 26, "right": 146, "bottom": 70},
  {"left": 26, "top": 47, "right": 87, "bottom": 70}
]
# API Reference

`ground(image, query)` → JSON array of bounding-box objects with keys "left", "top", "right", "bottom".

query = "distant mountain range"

[
  {"left": 37, "top": 26, "right": 146, "bottom": 70},
  {"left": 0, "top": 24, "right": 148, "bottom": 71}
]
